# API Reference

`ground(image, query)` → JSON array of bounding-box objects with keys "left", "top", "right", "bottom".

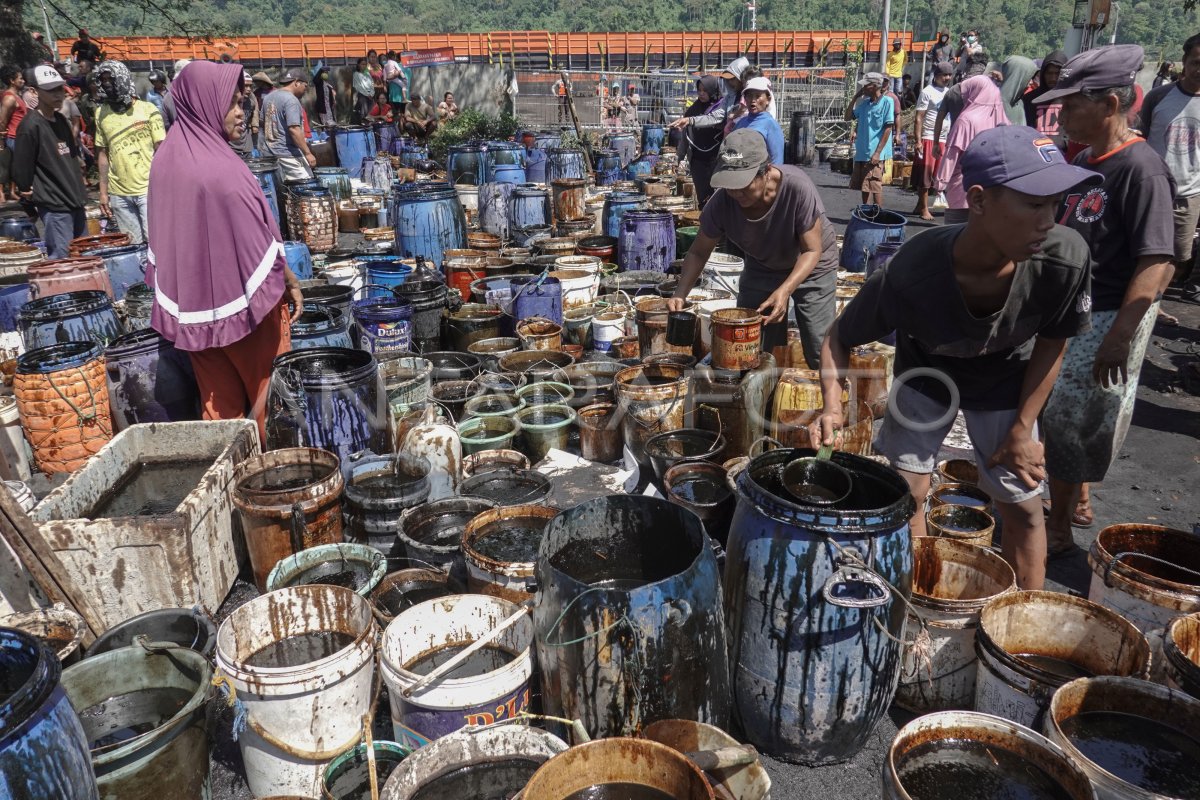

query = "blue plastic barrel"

[
  {"left": 80, "top": 244, "right": 147, "bottom": 300},
  {"left": 485, "top": 142, "right": 525, "bottom": 179},
  {"left": 547, "top": 148, "right": 586, "bottom": 182},
  {"left": 18, "top": 290, "right": 125, "bottom": 350},
  {"left": 290, "top": 302, "right": 353, "bottom": 350},
  {"left": 618, "top": 210, "right": 676, "bottom": 273},
  {"left": 624, "top": 156, "right": 656, "bottom": 180},
  {"left": 593, "top": 149, "right": 622, "bottom": 186},
  {"left": 0, "top": 215, "right": 39, "bottom": 243},
  {"left": 333, "top": 126, "right": 375, "bottom": 179},
  {"left": 313, "top": 166, "right": 352, "bottom": 201},
  {"left": 509, "top": 184, "right": 552, "bottom": 230},
  {"left": 0, "top": 283, "right": 31, "bottom": 332},
  {"left": 490, "top": 163, "right": 527, "bottom": 185},
  {"left": 840, "top": 205, "right": 907, "bottom": 272},
  {"left": 351, "top": 296, "right": 414, "bottom": 354},
  {"left": 724, "top": 448, "right": 915, "bottom": 765},
  {"left": 0, "top": 627, "right": 99, "bottom": 799},
  {"left": 533, "top": 131, "right": 561, "bottom": 150},
  {"left": 478, "top": 183, "right": 514, "bottom": 241},
  {"left": 602, "top": 191, "right": 645, "bottom": 239},
  {"left": 398, "top": 145, "right": 428, "bottom": 168},
  {"left": 364, "top": 260, "right": 413, "bottom": 298},
  {"left": 245, "top": 157, "right": 282, "bottom": 231},
  {"left": 641, "top": 124, "right": 666, "bottom": 155},
  {"left": 391, "top": 185, "right": 467, "bottom": 269},
  {"left": 375, "top": 121, "right": 397, "bottom": 156},
  {"left": 447, "top": 144, "right": 487, "bottom": 186},
  {"left": 605, "top": 132, "right": 637, "bottom": 167},
  {"left": 104, "top": 328, "right": 201, "bottom": 428},
  {"left": 509, "top": 275, "right": 563, "bottom": 325},
  {"left": 283, "top": 240, "right": 313, "bottom": 280}
]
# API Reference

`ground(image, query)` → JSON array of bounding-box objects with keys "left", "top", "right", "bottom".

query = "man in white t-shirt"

[{"left": 912, "top": 62, "right": 954, "bottom": 220}]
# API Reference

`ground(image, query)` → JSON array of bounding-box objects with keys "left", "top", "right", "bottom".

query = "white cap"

[
  {"left": 33, "top": 65, "right": 65, "bottom": 90},
  {"left": 743, "top": 76, "right": 772, "bottom": 94}
]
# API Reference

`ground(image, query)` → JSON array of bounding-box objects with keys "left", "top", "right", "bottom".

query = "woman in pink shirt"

[{"left": 935, "top": 75, "right": 1008, "bottom": 223}]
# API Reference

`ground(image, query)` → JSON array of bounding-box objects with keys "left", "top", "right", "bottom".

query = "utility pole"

[
  {"left": 747, "top": 1, "right": 757, "bottom": 31},
  {"left": 881, "top": 0, "right": 891, "bottom": 69}
]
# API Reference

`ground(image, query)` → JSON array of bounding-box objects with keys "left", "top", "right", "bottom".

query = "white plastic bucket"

[
  {"left": 894, "top": 537, "right": 1016, "bottom": 713},
  {"left": 0, "top": 396, "right": 31, "bottom": 482},
  {"left": 322, "top": 263, "right": 365, "bottom": 296},
  {"left": 214, "top": 585, "right": 377, "bottom": 799},
  {"left": 555, "top": 255, "right": 602, "bottom": 275},
  {"left": 696, "top": 299, "right": 738, "bottom": 353},
  {"left": 592, "top": 311, "right": 626, "bottom": 352},
  {"left": 547, "top": 269, "right": 599, "bottom": 310},
  {"left": 380, "top": 593, "right": 534, "bottom": 749},
  {"left": 456, "top": 186, "right": 479, "bottom": 212},
  {"left": 974, "top": 590, "right": 1150, "bottom": 728},
  {"left": 701, "top": 252, "right": 744, "bottom": 296}
]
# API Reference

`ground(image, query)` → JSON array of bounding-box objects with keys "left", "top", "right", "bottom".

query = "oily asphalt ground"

[{"left": 209, "top": 164, "right": 1199, "bottom": 799}]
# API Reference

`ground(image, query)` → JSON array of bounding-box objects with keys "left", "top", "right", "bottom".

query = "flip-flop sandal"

[{"left": 1072, "top": 499, "right": 1094, "bottom": 528}]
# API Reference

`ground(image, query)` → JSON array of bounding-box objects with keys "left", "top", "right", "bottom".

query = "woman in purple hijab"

[{"left": 146, "top": 60, "right": 303, "bottom": 442}]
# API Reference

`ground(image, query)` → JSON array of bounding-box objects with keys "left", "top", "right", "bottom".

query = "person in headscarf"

[
  {"left": 146, "top": 61, "right": 304, "bottom": 442},
  {"left": 679, "top": 74, "right": 723, "bottom": 206},
  {"left": 94, "top": 59, "right": 164, "bottom": 245},
  {"left": 313, "top": 63, "right": 337, "bottom": 128},
  {"left": 669, "top": 57, "right": 746, "bottom": 140},
  {"left": 1000, "top": 55, "right": 1038, "bottom": 125},
  {"left": 935, "top": 75, "right": 1009, "bottom": 223},
  {"left": 1023, "top": 50, "right": 1068, "bottom": 139}
]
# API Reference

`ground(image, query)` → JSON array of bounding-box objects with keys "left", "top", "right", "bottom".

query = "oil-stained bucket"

[
  {"left": 1, "top": 604, "right": 87, "bottom": 664},
  {"left": 642, "top": 719, "right": 771, "bottom": 800},
  {"left": 463, "top": 505, "right": 560, "bottom": 602},
  {"left": 370, "top": 568, "right": 463, "bottom": 626},
  {"left": 577, "top": 403, "right": 623, "bottom": 463},
  {"left": 214, "top": 585, "right": 377, "bottom": 799},
  {"left": 710, "top": 307, "right": 763, "bottom": 371},
  {"left": 974, "top": 589, "right": 1151, "bottom": 728},
  {"left": 613, "top": 363, "right": 690, "bottom": 468},
  {"left": 343, "top": 452, "right": 432, "bottom": 567},
  {"left": 266, "top": 542, "right": 388, "bottom": 597},
  {"left": 884, "top": 710, "right": 1095, "bottom": 800},
  {"left": 514, "top": 403, "right": 575, "bottom": 463},
  {"left": 379, "top": 594, "right": 535, "bottom": 748},
  {"left": 925, "top": 504, "right": 996, "bottom": 550},
  {"left": 85, "top": 607, "right": 217, "bottom": 660},
  {"left": 461, "top": 449, "right": 530, "bottom": 478},
  {"left": 322, "top": 740, "right": 410, "bottom": 799},
  {"left": 61, "top": 639, "right": 213, "bottom": 799},
  {"left": 894, "top": 537, "right": 1016, "bottom": 713},
  {"left": 458, "top": 415, "right": 520, "bottom": 456},
  {"left": 397, "top": 497, "right": 497, "bottom": 578},
  {"left": 1165, "top": 612, "right": 1200, "bottom": 700},
  {"left": 232, "top": 447, "right": 345, "bottom": 591},
  {"left": 522, "top": 738, "right": 715, "bottom": 800}
]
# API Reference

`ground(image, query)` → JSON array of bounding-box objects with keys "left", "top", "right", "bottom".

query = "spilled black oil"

[
  {"left": 245, "top": 630, "right": 355, "bottom": 669},
  {"left": 325, "top": 748, "right": 407, "bottom": 798},
  {"left": 786, "top": 482, "right": 840, "bottom": 504},
  {"left": 407, "top": 758, "right": 541, "bottom": 800},
  {"left": 897, "top": 740, "right": 1073, "bottom": 800},
  {"left": 402, "top": 641, "right": 517, "bottom": 679},
  {"left": 472, "top": 526, "right": 543, "bottom": 563},
  {"left": 564, "top": 784, "right": 675, "bottom": 800},
  {"left": 78, "top": 686, "right": 192, "bottom": 749},
  {"left": 668, "top": 476, "right": 731, "bottom": 505},
  {"left": 1059, "top": 711, "right": 1200, "bottom": 796},
  {"left": 1013, "top": 653, "right": 1094, "bottom": 681},
  {"left": 284, "top": 560, "right": 374, "bottom": 591},
  {"left": 89, "top": 458, "right": 214, "bottom": 518},
  {"left": 350, "top": 469, "right": 418, "bottom": 500}
]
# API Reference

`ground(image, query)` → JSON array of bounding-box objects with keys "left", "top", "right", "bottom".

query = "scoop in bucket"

[{"left": 781, "top": 456, "right": 853, "bottom": 506}]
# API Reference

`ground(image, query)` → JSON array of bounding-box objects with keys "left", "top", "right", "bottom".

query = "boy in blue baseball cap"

[{"left": 812, "top": 125, "right": 1101, "bottom": 590}]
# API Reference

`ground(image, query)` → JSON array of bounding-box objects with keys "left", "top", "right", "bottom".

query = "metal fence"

[{"left": 513, "top": 67, "right": 855, "bottom": 144}]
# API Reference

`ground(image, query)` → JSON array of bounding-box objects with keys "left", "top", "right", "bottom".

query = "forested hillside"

[{"left": 20, "top": 0, "right": 1196, "bottom": 64}]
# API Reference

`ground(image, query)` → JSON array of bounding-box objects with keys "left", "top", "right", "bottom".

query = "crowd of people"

[{"left": 664, "top": 36, "right": 1197, "bottom": 590}]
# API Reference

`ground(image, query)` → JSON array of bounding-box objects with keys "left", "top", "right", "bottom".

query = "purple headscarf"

[{"left": 147, "top": 60, "right": 286, "bottom": 352}]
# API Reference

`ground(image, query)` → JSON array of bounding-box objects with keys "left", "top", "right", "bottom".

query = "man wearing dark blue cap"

[
  {"left": 812, "top": 126, "right": 1100, "bottom": 590},
  {"left": 1035, "top": 44, "right": 1177, "bottom": 551}
]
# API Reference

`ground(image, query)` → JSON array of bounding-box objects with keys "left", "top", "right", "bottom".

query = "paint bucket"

[
  {"left": 885, "top": 710, "right": 1095, "bottom": 800},
  {"left": 343, "top": 453, "right": 432, "bottom": 565},
  {"left": 516, "top": 317, "right": 564, "bottom": 351},
  {"left": 516, "top": 381, "right": 575, "bottom": 408},
  {"left": 710, "top": 308, "right": 764, "bottom": 371},
  {"left": 1046, "top": 676, "right": 1200, "bottom": 799},
  {"left": 925, "top": 504, "right": 996, "bottom": 549},
  {"left": 894, "top": 537, "right": 1016, "bottom": 713},
  {"left": 458, "top": 415, "right": 520, "bottom": 456},
  {"left": 974, "top": 590, "right": 1151, "bottom": 728},
  {"left": 391, "top": 185, "right": 468, "bottom": 269},
  {"left": 351, "top": 296, "right": 414, "bottom": 354},
  {"left": 323, "top": 741, "right": 410, "bottom": 799},
  {"left": 546, "top": 269, "right": 598, "bottom": 311},
  {"left": 379, "top": 355, "right": 433, "bottom": 410},
  {"left": 929, "top": 482, "right": 993, "bottom": 513},
  {"left": 363, "top": 260, "right": 412, "bottom": 297},
  {"left": 430, "top": 380, "right": 483, "bottom": 423},
  {"left": 370, "top": 569, "right": 462, "bottom": 626},
  {"left": 551, "top": 178, "right": 587, "bottom": 222},
  {"left": 214, "top": 585, "right": 377, "bottom": 798},
  {"left": 463, "top": 504, "right": 560, "bottom": 602},
  {"left": 232, "top": 447, "right": 346, "bottom": 591},
  {"left": 393, "top": 280, "right": 455, "bottom": 354},
  {"left": 1165, "top": 613, "right": 1200, "bottom": 699},
  {"left": 547, "top": 148, "right": 586, "bottom": 182},
  {"left": 379, "top": 723, "right": 567, "bottom": 800},
  {"left": 461, "top": 449, "right": 530, "bottom": 478},
  {"left": 701, "top": 252, "right": 744, "bottom": 296},
  {"left": 86, "top": 607, "right": 217, "bottom": 660},
  {"left": 523, "top": 738, "right": 715, "bottom": 800},
  {"left": 841, "top": 204, "right": 906, "bottom": 272},
  {"left": 468, "top": 337, "right": 521, "bottom": 371},
  {"left": 1086, "top": 523, "right": 1200, "bottom": 673},
  {"left": 291, "top": 303, "right": 354, "bottom": 350},
  {"left": 562, "top": 305, "right": 596, "bottom": 349},
  {"left": 304, "top": 283, "right": 355, "bottom": 316},
  {"left": 936, "top": 458, "right": 979, "bottom": 486},
  {"left": 591, "top": 310, "right": 627, "bottom": 353},
  {"left": 1, "top": 605, "right": 87, "bottom": 665},
  {"left": 267, "top": 541, "right": 387, "bottom": 598},
  {"left": 463, "top": 392, "right": 525, "bottom": 421},
  {"left": 614, "top": 363, "right": 691, "bottom": 468},
  {"left": 445, "top": 304, "right": 504, "bottom": 351},
  {"left": 397, "top": 497, "right": 498, "bottom": 577},
  {"left": 664, "top": 460, "right": 736, "bottom": 547},
  {"left": 265, "top": 348, "right": 389, "bottom": 472},
  {"left": 0, "top": 628, "right": 98, "bottom": 798},
  {"left": 510, "top": 185, "right": 553, "bottom": 230},
  {"left": 79, "top": 244, "right": 147, "bottom": 299},
  {"left": 644, "top": 428, "right": 726, "bottom": 488},
  {"left": 60, "top": 638, "right": 212, "bottom": 799},
  {"left": 379, "top": 594, "right": 535, "bottom": 747},
  {"left": 512, "top": 224, "right": 553, "bottom": 248},
  {"left": 635, "top": 296, "right": 693, "bottom": 359},
  {"left": 514, "top": 403, "right": 575, "bottom": 463},
  {"left": 497, "top": 349, "right": 575, "bottom": 382},
  {"left": 643, "top": 719, "right": 771, "bottom": 800},
  {"left": 460, "top": 467, "right": 552, "bottom": 507},
  {"left": 534, "top": 495, "right": 730, "bottom": 738},
  {"left": 726, "top": 448, "right": 916, "bottom": 764},
  {"left": 577, "top": 403, "right": 622, "bottom": 463}
]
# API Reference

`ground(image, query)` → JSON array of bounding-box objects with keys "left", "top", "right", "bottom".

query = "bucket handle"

[
  {"left": 288, "top": 502, "right": 307, "bottom": 554},
  {"left": 1104, "top": 551, "right": 1200, "bottom": 587},
  {"left": 822, "top": 565, "right": 890, "bottom": 609}
]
